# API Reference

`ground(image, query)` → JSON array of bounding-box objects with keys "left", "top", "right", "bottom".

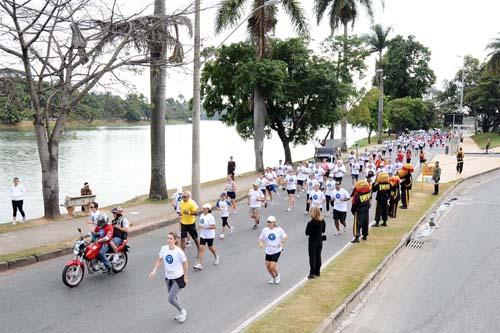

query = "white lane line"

[{"left": 231, "top": 241, "right": 352, "bottom": 333}]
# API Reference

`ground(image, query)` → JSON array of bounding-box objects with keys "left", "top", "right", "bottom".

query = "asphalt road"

[
  {"left": 343, "top": 168, "right": 500, "bottom": 333},
  {"left": 0, "top": 148, "right": 438, "bottom": 333}
]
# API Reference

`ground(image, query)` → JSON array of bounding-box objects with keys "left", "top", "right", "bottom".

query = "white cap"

[
  {"left": 267, "top": 216, "right": 276, "bottom": 223},
  {"left": 202, "top": 203, "right": 212, "bottom": 210}
]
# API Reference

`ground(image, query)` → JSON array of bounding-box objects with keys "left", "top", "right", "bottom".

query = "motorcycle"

[{"left": 62, "top": 228, "right": 129, "bottom": 288}]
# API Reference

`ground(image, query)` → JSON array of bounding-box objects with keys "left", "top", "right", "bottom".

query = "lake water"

[{"left": 0, "top": 121, "right": 367, "bottom": 223}]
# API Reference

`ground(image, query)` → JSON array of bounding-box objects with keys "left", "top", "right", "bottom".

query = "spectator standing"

[
  {"left": 80, "top": 182, "right": 92, "bottom": 212},
  {"left": 456, "top": 148, "right": 464, "bottom": 175},
  {"left": 432, "top": 161, "right": 441, "bottom": 195},
  {"left": 486, "top": 139, "right": 491, "bottom": 154},
  {"left": 227, "top": 156, "right": 236, "bottom": 180},
  {"left": 10, "top": 177, "right": 26, "bottom": 224},
  {"left": 305, "top": 208, "right": 326, "bottom": 279}
]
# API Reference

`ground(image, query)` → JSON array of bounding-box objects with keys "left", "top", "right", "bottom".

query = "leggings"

[
  {"left": 165, "top": 278, "right": 184, "bottom": 312},
  {"left": 12, "top": 200, "right": 25, "bottom": 218},
  {"left": 325, "top": 195, "right": 332, "bottom": 212}
]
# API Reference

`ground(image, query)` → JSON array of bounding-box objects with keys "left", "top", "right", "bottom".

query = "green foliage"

[
  {"left": 202, "top": 38, "right": 344, "bottom": 159},
  {"left": 383, "top": 35, "right": 436, "bottom": 99},
  {"left": 486, "top": 35, "right": 500, "bottom": 75},
  {"left": 386, "top": 97, "right": 433, "bottom": 132},
  {"left": 313, "top": 0, "right": 375, "bottom": 34},
  {"left": 348, "top": 87, "right": 388, "bottom": 141},
  {"left": 466, "top": 72, "right": 500, "bottom": 132},
  {"left": 0, "top": 77, "right": 31, "bottom": 123}
]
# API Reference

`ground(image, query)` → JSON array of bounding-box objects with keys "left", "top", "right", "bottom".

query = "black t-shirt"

[
  {"left": 227, "top": 161, "right": 236, "bottom": 173},
  {"left": 305, "top": 219, "right": 326, "bottom": 245}
]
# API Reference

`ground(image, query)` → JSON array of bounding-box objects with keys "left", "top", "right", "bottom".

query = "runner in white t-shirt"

[
  {"left": 193, "top": 203, "right": 219, "bottom": 270},
  {"left": 308, "top": 183, "right": 326, "bottom": 210},
  {"left": 297, "top": 162, "right": 310, "bottom": 196},
  {"left": 313, "top": 163, "right": 325, "bottom": 188},
  {"left": 149, "top": 232, "right": 188, "bottom": 322},
  {"left": 259, "top": 216, "right": 288, "bottom": 285},
  {"left": 305, "top": 174, "right": 319, "bottom": 214},
  {"left": 351, "top": 160, "right": 360, "bottom": 185},
  {"left": 216, "top": 192, "right": 234, "bottom": 239},
  {"left": 284, "top": 170, "right": 297, "bottom": 212},
  {"left": 248, "top": 183, "right": 265, "bottom": 230},
  {"left": 331, "top": 182, "right": 351, "bottom": 235},
  {"left": 324, "top": 177, "right": 336, "bottom": 217}
]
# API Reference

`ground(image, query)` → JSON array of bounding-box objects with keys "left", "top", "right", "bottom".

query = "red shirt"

[
  {"left": 397, "top": 153, "right": 404, "bottom": 163},
  {"left": 93, "top": 224, "right": 114, "bottom": 244}
]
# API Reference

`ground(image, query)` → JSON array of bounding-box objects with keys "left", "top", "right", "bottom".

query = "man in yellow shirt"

[{"left": 179, "top": 191, "right": 200, "bottom": 252}]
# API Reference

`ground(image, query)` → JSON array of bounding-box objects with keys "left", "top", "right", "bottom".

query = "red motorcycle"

[{"left": 62, "top": 228, "right": 129, "bottom": 288}]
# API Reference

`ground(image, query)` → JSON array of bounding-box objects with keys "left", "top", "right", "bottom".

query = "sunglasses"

[{"left": 182, "top": 196, "right": 188, "bottom": 199}]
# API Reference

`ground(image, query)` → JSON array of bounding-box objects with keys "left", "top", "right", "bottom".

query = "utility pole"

[
  {"left": 376, "top": 68, "right": 384, "bottom": 144},
  {"left": 191, "top": 0, "right": 201, "bottom": 203}
]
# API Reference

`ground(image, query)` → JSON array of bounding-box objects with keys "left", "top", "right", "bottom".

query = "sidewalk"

[
  {"left": 417, "top": 137, "right": 500, "bottom": 183},
  {"left": 0, "top": 172, "right": 258, "bottom": 258}
]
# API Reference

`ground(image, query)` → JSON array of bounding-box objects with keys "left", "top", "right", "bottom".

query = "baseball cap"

[
  {"left": 202, "top": 203, "right": 212, "bottom": 209},
  {"left": 267, "top": 216, "right": 276, "bottom": 223}
]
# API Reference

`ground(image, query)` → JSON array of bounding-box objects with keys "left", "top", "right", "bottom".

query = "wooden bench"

[{"left": 61, "top": 195, "right": 96, "bottom": 217}]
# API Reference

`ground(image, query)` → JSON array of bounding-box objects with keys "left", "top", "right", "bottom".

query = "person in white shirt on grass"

[
  {"left": 149, "top": 232, "right": 189, "bottom": 323},
  {"left": 308, "top": 183, "right": 326, "bottom": 211},
  {"left": 284, "top": 170, "right": 297, "bottom": 212},
  {"left": 10, "top": 177, "right": 26, "bottom": 224},
  {"left": 193, "top": 203, "right": 220, "bottom": 270},
  {"left": 259, "top": 216, "right": 288, "bottom": 285},
  {"left": 216, "top": 192, "right": 234, "bottom": 239},
  {"left": 248, "top": 183, "right": 266, "bottom": 230},
  {"left": 331, "top": 182, "right": 350, "bottom": 235}
]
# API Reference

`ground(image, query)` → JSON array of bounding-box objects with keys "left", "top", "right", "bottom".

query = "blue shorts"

[{"left": 112, "top": 237, "right": 123, "bottom": 246}]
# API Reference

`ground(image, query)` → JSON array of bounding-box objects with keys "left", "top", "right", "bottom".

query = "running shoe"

[
  {"left": 193, "top": 263, "right": 203, "bottom": 270},
  {"left": 334, "top": 231, "right": 340, "bottom": 236},
  {"left": 230, "top": 226, "right": 235, "bottom": 234},
  {"left": 214, "top": 255, "right": 220, "bottom": 265},
  {"left": 268, "top": 278, "right": 275, "bottom": 284},
  {"left": 286, "top": 208, "right": 291, "bottom": 212},
  {"left": 304, "top": 210, "right": 308, "bottom": 214},
  {"left": 186, "top": 240, "right": 192, "bottom": 247},
  {"left": 296, "top": 194, "right": 300, "bottom": 198},
  {"left": 219, "top": 234, "right": 225, "bottom": 239},
  {"left": 252, "top": 224, "right": 258, "bottom": 230},
  {"left": 274, "top": 274, "right": 281, "bottom": 284},
  {"left": 178, "top": 309, "right": 187, "bottom": 323}
]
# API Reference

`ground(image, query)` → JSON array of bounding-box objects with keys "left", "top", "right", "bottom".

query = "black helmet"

[{"left": 96, "top": 214, "right": 108, "bottom": 228}]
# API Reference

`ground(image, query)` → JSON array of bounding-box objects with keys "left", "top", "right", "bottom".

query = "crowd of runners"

[{"left": 150, "top": 129, "right": 454, "bottom": 323}]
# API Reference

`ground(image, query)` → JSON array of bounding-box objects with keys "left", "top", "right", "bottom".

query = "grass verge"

[
  {"left": 0, "top": 240, "right": 73, "bottom": 263},
  {"left": 471, "top": 132, "right": 500, "bottom": 149},
  {"left": 353, "top": 134, "right": 393, "bottom": 149},
  {"left": 246, "top": 182, "right": 452, "bottom": 333}
]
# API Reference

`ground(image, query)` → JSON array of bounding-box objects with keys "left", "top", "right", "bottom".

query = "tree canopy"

[
  {"left": 202, "top": 38, "right": 345, "bottom": 162},
  {"left": 383, "top": 35, "right": 436, "bottom": 99}
]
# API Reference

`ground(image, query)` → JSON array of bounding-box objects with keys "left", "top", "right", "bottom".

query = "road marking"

[{"left": 231, "top": 241, "right": 352, "bottom": 333}]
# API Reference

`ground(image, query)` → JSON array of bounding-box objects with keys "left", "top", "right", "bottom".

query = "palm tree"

[
  {"left": 215, "top": 0, "right": 308, "bottom": 172},
  {"left": 314, "top": 0, "right": 376, "bottom": 149},
  {"left": 486, "top": 34, "right": 500, "bottom": 74},
  {"left": 363, "top": 24, "right": 391, "bottom": 70}
]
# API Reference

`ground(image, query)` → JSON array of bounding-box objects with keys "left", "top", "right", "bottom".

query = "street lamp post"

[
  {"left": 191, "top": 0, "right": 280, "bottom": 203},
  {"left": 376, "top": 68, "right": 384, "bottom": 144}
]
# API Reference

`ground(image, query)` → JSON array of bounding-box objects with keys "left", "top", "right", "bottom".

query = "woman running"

[
  {"left": 259, "top": 216, "right": 288, "bottom": 284},
  {"left": 284, "top": 169, "right": 297, "bottom": 212},
  {"left": 149, "top": 232, "right": 188, "bottom": 323},
  {"left": 225, "top": 175, "right": 237, "bottom": 214},
  {"left": 193, "top": 203, "right": 220, "bottom": 270},
  {"left": 217, "top": 192, "right": 234, "bottom": 239}
]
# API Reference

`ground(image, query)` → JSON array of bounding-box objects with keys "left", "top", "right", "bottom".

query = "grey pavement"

[
  {"left": 343, "top": 168, "right": 500, "bottom": 333},
  {"left": 0, "top": 173, "right": 257, "bottom": 255},
  {"left": 0, "top": 147, "right": 440, "bottom": 333}
]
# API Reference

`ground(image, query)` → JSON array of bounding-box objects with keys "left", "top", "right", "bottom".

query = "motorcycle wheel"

[
  {"left": 62, "top": 264, "right": 84, "bottom": 288},
  {"left": 112, "top": 252, "right": 128, "bottom": 273}
]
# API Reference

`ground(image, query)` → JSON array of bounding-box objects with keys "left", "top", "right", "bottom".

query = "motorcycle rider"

[
  {"left": 110, "top": 207, "right": 129, "bottom": 263},
  {"left": 92, "top": 214, "right": 114, "bottom": 274}
]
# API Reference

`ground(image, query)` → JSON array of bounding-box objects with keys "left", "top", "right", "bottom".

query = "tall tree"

[
  {"left": 215, "top": 0, "right": 308, "bottom": 172},
  {"left": 383, "top": 35, "right": 436, "bottom": 99},
  {"left": 363, "top": 24, "right": 392, "bottom": 69},
  {"left": 486, "top": 34, "right": 500, "bottom": 75},
  {"left": 0, "top": 0, "right": 190, "bottom": 218},
  {"left": 314, "top": 0, "right": 376, "bottom": 149},
  {"left": 202, "top": 38, "right": 343, "bottom": 163}
]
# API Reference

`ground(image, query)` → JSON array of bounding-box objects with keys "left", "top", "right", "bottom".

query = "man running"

[{"left": 248, "top": 183, "right": 265, "bottom": 229}]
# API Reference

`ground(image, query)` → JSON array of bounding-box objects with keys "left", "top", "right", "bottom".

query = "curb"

[
  {"left": 315, "top": 166, "right": 500, "bottom": 332},
  {"left": 0, "top": 193, "right": 251, "bottom": 272}
]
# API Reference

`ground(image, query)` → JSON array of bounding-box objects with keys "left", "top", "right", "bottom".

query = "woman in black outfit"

[{"left": 305, "top": 207, "right": 326, "bottom": 279}]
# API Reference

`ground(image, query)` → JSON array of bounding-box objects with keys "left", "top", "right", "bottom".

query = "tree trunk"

[
  {"left": 253, "top": 85, "right": 266, "bottom": 172},
  {"left": 367, "top": 128, "right": 372, "bottom": 144},
  {"left": 149, "top": 0, "right": 167, "bottom": 200},
  {"left": 275, "top": 125, "right": 292, "bottom": 163}
]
